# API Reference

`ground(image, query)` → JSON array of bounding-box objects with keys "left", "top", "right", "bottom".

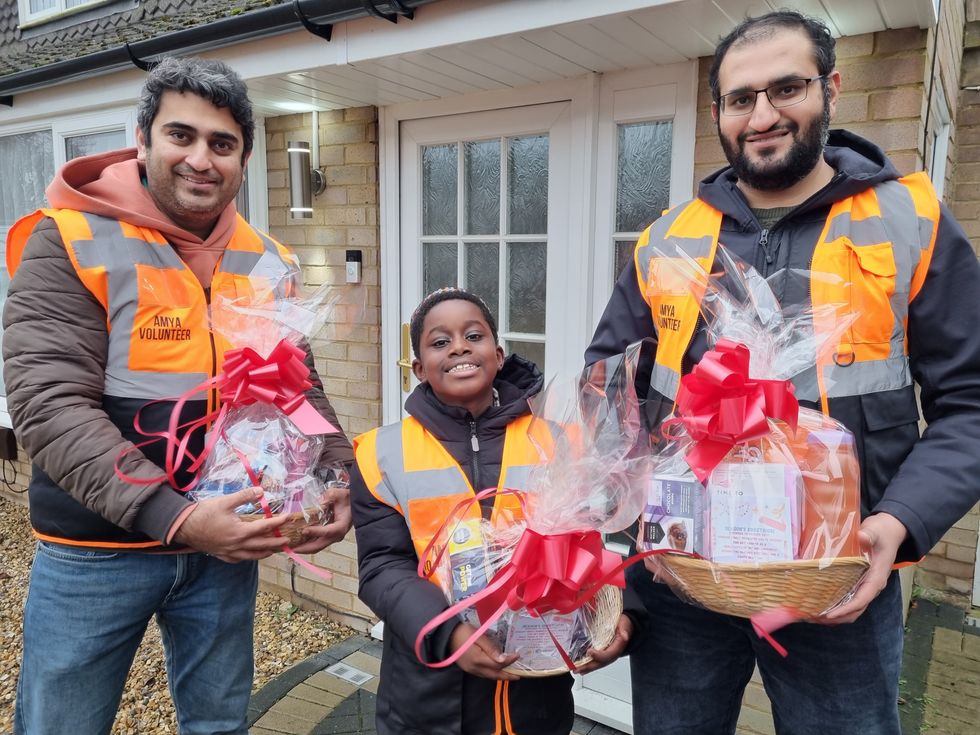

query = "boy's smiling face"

[{"left": 412, "top": 299, "right": 504, "bottom": 417}]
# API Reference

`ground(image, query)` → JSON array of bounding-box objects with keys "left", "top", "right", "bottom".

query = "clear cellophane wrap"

[
  {"left": 187, "top": 275, "right": 361, "bottom": 540},
  {"left": 425, "top": 344, "right": 653, "bottom": 674},
  {"left": 641, "top": 244, "right": 869, "bottom": 622}
]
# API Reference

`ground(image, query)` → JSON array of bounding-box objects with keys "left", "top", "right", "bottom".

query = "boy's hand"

[
  {"left": 576, "top": 613, "right": 633, "bottom": 674},
  {"left": 449, "top": 622, "right": 520, "bottom": 681}
]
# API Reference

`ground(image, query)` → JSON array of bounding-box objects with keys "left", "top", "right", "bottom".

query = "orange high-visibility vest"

[
  {"left": 7, "top": 208, "right": 298, "bottom": 406},
  {"left": 634, "top": 173, "right": 940, "bottom": 414},
  {"left": 354, "top": 415, "right": 554, "bottom": 585}
]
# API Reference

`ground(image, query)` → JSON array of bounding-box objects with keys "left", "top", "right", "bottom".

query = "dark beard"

[{"left": 720, "top": 97, "right": 831, "bottom": 191}]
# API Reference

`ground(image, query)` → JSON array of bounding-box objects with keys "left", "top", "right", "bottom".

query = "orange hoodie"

[{"left": 46, "top": 148, "right": 236, "bottom": 288}]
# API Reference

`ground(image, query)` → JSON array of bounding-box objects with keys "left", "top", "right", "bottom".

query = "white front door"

[
  {"left": 384, "top": 63, "right": 697, "bottom": 733},
  {"left": 396, "top": 102, "right": 574, "bottom": 406}
]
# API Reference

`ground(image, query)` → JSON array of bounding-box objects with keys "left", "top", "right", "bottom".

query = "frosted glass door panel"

[
  {"left": 508, "top": 135, "right": 548, "bottom": 235},
  {"left": 464, "top": 140, "right": 500, "bottom": 236},
  {"left": 422, "top": 242, "right": 458, "bottom": 294},
  {"left": 616, "top": 121, "right": 672, "bottom": 234},
  {"left": 507, "top": 242, "right": 546, "bottom": 334},
  {"left": 422, "top": 143, "right": 457, "bottom": 236},
  {"left": 465, "top": 243, "right": 500, "bottom": 320}
]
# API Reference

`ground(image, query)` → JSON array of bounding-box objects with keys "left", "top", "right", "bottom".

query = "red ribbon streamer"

[{"left": 663, "top": 339, "right": 799, "bottom": 483}]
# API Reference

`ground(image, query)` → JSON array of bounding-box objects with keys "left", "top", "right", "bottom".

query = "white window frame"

[
  {"left": 927, "top": 93, "right": 951, "bottom": 201},
  {"left": 51, "top": 108, "right": 136, "bottom": 167},
  {"left": 590, "top": 63, "right": 698, "bottom": 329},
  {"left": 17, "top": 0, "right": 106, "bottom": 26}
]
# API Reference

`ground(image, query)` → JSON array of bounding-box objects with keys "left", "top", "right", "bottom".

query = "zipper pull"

[
  {"left": 470, "top": 421, "right": 480, "bottom": 452},
  {"left": 758, "top": 228, "right": 774, "bottom": 264}
]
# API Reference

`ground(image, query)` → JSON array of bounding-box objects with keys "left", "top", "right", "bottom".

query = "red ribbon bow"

[
  {"left": 474, "top": 529, "right": 625, "bottom": 622},
  {"left": 115, "top": 337, "right": 336, "bottom": 493},
  {"left": 218, "top": 341, "right": 336, "bottom": 437},
  {"left": 413, "top": 489, "right": 630, "bottom": 672},
  {"left": 665, "top": 339, "right": 798, "bottom": 483}
]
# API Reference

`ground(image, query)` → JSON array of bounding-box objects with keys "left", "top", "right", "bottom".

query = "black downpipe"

[{"left": 0, "top": 0, "right": 436, "bottom": 101}]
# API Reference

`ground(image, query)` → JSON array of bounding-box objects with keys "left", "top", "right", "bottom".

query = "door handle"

[{"left": 399, "top": 322, "right": 412, "bottom": 393}]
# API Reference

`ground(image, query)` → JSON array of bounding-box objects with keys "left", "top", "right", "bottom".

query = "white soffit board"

[{"left": 240, "top": 0, "right": 935, "bottom": 117}]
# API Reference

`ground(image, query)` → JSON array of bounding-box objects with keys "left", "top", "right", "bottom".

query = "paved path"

[{"left": 247, "top": 597, "right": 980, "bottom": 735}]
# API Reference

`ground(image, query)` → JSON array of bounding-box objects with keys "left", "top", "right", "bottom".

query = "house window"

[
  {"left": 0, "top": 114, "right": 133, "bottom": 427},
  {"left": 19, "top": 0, "right": 101, "bottom": 24},
  {"left": 0, "top": 129, "right": 55, "bottom": 425},
  {"left": 65, "top": 129, "right": 127, "bottom": 160},
  {"left": 928, "top": 94, "right": 951, "bottom": 201}
]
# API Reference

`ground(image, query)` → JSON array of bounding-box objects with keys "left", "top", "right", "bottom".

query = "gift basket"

[
  {"left": 115, "top": 268, "right": 361, "bottom": 549},
  {"left": 415, "top": 343, "right": 653, "bottom": 676},
  {"left": 640, "top": 245, "right": 869, "bottom": 625},
  {"left": 182, "top": 277, "right": 358, "bottom": 543}
]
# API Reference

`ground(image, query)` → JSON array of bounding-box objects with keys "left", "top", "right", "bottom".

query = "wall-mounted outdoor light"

[{"left": 288, "top": 140, "right": 326, "bottom": 219}]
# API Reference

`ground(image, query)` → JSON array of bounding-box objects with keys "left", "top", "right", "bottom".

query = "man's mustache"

[{"left": 738, "top": 122, "right": 799, "bottom": 145}]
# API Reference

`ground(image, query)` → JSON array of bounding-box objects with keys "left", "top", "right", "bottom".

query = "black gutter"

[{"left": 0, "top": 0, "right": 439, "bottom": 101}]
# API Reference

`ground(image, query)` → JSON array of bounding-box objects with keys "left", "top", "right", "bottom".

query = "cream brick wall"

[
  {"left": 257, "top": 107, "right": 382, "bottom": 631},
  {"left": 925, "top": 5, "right": 980, "bottom": 600}
]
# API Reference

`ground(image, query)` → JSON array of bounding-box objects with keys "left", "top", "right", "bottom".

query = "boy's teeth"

[{"left": 450, "top": 364, "right": 477, "bottom": 372}]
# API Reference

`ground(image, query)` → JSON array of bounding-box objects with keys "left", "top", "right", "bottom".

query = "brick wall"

[
  {"left": 922, "top": 7, "right": 980, "bottom": 598},
  {"left": 257, "top": 107, "right": 382, "bottom": 631}
]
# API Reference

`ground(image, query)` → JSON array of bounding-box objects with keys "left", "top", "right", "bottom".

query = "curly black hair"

[{"left": 409, "top": 287, "right": 498, "bottom": 358}]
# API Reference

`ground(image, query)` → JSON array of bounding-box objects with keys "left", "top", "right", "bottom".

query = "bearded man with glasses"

[{"left": 587, "top": 9, "right": 980, "bottom": 735}]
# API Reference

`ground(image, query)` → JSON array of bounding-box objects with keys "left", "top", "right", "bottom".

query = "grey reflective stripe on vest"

[
  {"left": 69, "top": 212, "right": 294, "bottom": 399},
  {"left": 821, "top": 180, "right": 925, "bottom": 362},
  {"left": 651, "top": 362, "right": 680, "bottom": 401},
  {"left": 822, "top": 354, "right": 911, "bottom": 398},
  {"left": 371, "top": 421, "right": 539, "bottom": 524}
]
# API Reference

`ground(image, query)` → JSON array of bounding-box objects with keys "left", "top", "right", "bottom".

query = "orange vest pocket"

[{"left": 129, "top": 264, "right": 210, "bottom": 374}]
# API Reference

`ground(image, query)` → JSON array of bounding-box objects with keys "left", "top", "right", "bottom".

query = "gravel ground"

[{"left": 0, "top": 494, "right": 355, "bottom": 734}]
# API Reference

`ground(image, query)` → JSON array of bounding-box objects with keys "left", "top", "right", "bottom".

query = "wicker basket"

[
  {"left": 505, "top": 584, "right": 623, "bottom": 678},
  {"left": 652, "top": 554, "right": 869, "bottom": 619},
  {"left": 240, "top": 507, "right": 323, "bottom": 546}
]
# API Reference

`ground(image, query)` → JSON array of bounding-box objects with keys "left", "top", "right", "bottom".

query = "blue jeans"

[
  {"left": 628, "top": 565, "right": 903, "bottom": 735},
  {"left": 15, "top": 542, "right": 258, "bottom": 735}
]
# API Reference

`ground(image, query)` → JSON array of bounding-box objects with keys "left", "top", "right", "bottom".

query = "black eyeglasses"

[{"left": 717, "top": 76, "right": 827, "bottom": 117}]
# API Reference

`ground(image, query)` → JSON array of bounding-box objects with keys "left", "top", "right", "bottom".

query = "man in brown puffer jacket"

[{"left": 3, "top": 57, "right": 353, "bottom": 735}]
